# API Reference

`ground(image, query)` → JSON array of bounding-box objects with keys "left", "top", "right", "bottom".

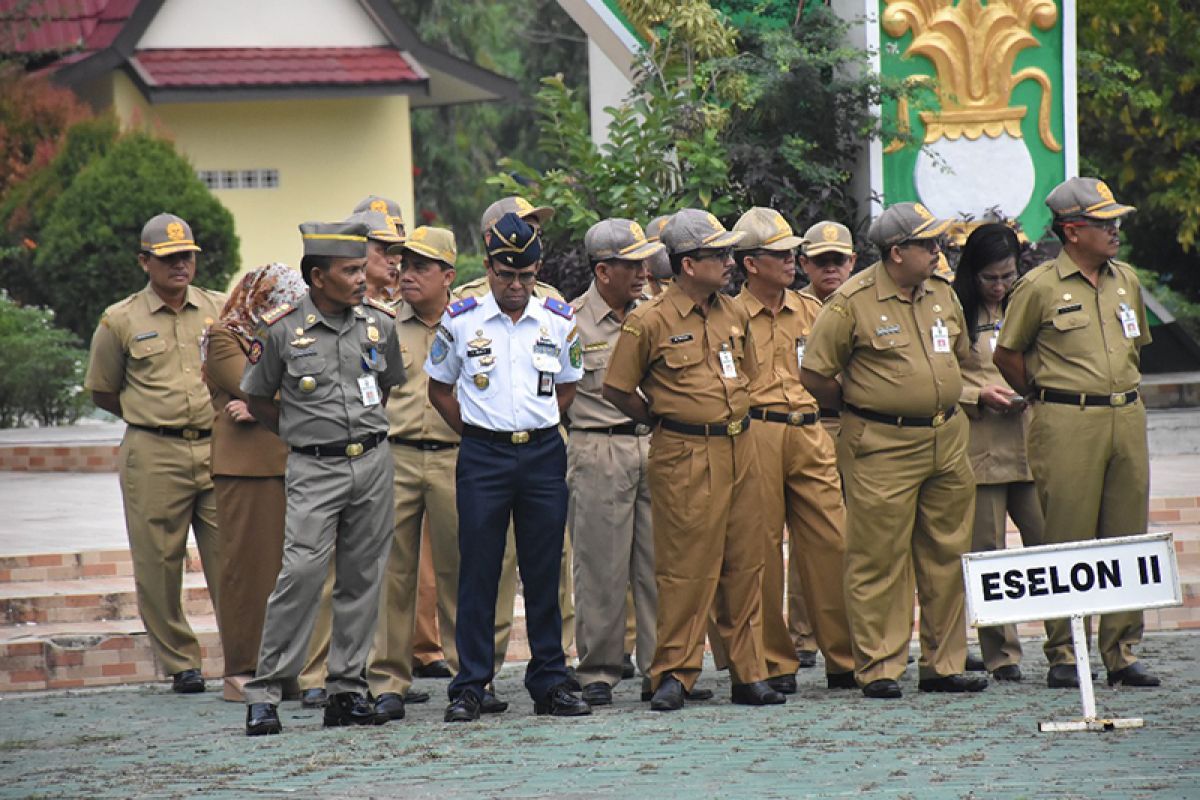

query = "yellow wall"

[{"left": 108, "top": 80, "right": 414, "bottom": 286}]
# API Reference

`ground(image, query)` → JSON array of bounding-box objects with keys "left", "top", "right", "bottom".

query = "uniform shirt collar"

[
  {"left": 737, "top": 285, "right": 802, "bottom": 317},
  {"left": 664, "top": 280, "right": 712, "bottom": 318},
  {"left": 143, "top": 283, "right": 199, "bottom": 313},
  {"left": 478, "top": 289, "right": 539, "bottom": 325},
  {"left": 875, "top": 261, "right": 929, "bottom": 302},
  {"left": 396, "top": 293, "right": 450, "bottom": 326},
  {"left": 579, "top": 280, "right": 630, "bottom": 325},
  {"left": 298, "top": 292, "right": 352, "bottom": 332},
  {"left": 1055, "top": 250, "right": 1114, "bottom": 280}
]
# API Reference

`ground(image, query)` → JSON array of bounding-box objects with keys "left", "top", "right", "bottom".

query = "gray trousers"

[{"left": 244, "top": 444, "right": 395, "bottom": 705}]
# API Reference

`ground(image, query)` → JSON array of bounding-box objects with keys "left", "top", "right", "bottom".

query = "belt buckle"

[
  {"left": 345, "top": 442, "right": 364, "bottom": 457},
  {"left": 787, "top": 411, "right": 803, "bottom": 426},
  {"left": 1111, "top": 392, "right": 1128, "bottom": 406},
  {"left": 634, "top": 423, "right": 651, "bottom": 436},
  {"left": 181, "top": 428, "right": 199, "bottom": 441},
  {"left": 511, "top": 431, "right": 530, "bottom": 445},
  {"left": 931, "top": 411, "right": 947, "bottom": 428},
  {"left": 726, "top": 419, "right": 744, "bottom": 436}
]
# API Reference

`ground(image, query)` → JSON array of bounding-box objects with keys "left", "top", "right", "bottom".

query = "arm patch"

[
  {"left": 543, "top": 296, "right": 574, "bottom": 320},
  {"left": 447, "top": 297, "right": 478, "bottom": 318}
]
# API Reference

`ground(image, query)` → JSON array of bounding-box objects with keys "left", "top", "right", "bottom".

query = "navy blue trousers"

[{"left": 448, "top": 434, "right": 569, "bottom": 704}]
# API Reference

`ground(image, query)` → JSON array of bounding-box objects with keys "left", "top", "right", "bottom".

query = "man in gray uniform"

[{"left": 241, "top": 219, "right": 405, "bottom": 736}]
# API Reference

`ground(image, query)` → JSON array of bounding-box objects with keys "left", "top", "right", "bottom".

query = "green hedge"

[{"left": 0, "top": 291, "right": 89, "bottom": 427}]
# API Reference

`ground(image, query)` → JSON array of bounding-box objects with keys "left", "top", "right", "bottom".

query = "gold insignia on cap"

[
  {"left": 630, "top": 221, "right": 645, "bottom": 239},
  {"left": 166, "top": 222, "right": 186, "bottom": 241},
  {"left": 411, "top": 228, "right": 428, "bottom": 242},
  {"left": 370, "top": 200, "right": 388, "bottom": 214},
  {"left": 474, "top": 374, "right": 490, "bottom": 390},
  {"left": 299, "top": 376, "right": 317, "bottom": 393},
  {"left": 823, "top": 225, "right": 839, "bottom": 242},
  {"left": 1117, "top": 287, "right": 1127, "bottom": 296},
  {"left": 367, "top": 326, "right": 380, "bottom": 343},
  {"left": 1096, "top": 181, "right": 1114, "bottom": 202},
  {"left": 516, "top": 198, "right": 534, "bottom": 214},
  {"left": 706, "top": 213, "right": 722, "bottom": 231},
  {"left": 913, "top": 203, "right": 933, "bottom": 220}
]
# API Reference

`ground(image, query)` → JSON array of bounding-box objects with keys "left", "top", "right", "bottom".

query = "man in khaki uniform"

[
  {"left": 789, "top": 219, "right": 858, "bottom": 661},
  {"left": 801, "top": 202, "right": 987, "bottom": 699},
  {"left": 568, "top": 219, "right": 664, "bottom": 706},
  {"left": 85, "top": 213, "right": 225, "bottom": 694},
  {"left": 365, "top": 226, "right": 463, "bottom": 720},
  {"left": 643, "top": 214, "right": 674, "bottom": 297},
  {"left": 242, "top": 220, "right": 405, "bottom": 735},
  {"left": 353, "top": 195, "right": 407, "bottom": 303},
  {"left": 731, "top": 208, "right": 856, "bottom": 693},
  {"left": 994, "top": 177, "right": 1159, "bottom": 689},
  {"left": 604, "top": 209, "right": 783, "bottom": 711},
  {"left": 453, "top": 196, "right": 576, "bottom": 702}
]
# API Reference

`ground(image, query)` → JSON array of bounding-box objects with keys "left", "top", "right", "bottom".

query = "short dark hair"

[
  {"left": 300, "top": 254, "right": 332, "bottom": 285},
  {"left": 668, "top": 251, "right": 686, "bottom": 276}
]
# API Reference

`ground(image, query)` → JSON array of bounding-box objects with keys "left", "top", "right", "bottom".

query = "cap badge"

[
  {"left": 822, "top": 225, "right": 840, "bottom": 242},
  {"left": 166, "top": 222, "right": 186, "bottom": 241},
  {"left": 370, "top": 200, "right": 388, "bottom": 214},
  {"left": 411, "top": 228, "right": 427, "bottom": 242}
]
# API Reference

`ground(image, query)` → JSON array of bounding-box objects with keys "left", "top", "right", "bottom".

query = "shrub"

[
  {"left": 0, "top": 291, "right": 89, "bottom": 427},
  {"left": 32, "top": 130, "right": 239, "bottom": 341}
]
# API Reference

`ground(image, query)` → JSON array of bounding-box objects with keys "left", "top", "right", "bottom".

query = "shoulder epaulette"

[
  {"left": 930, "top": 271, "right": 952, "bottom": 284},
  {"left": 447, "top": 296, "right": 478, "bottom": 318},
  {"left": 842, "top": 272, "right": 875, "bottom": 297},
  {"left": 543, "top": 296, "right": 574, "bottom": 320},
  {"left": 451, "top": 277, "right": 487, "bottom": 300},
  {"left": 260, "top": 304, "right": 293, "bottom": 325},
  {"left": 365, "top": 296, "right": 397, "bottom": 318}
]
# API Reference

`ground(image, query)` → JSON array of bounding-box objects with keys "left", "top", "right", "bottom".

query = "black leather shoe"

[
  {"left": 374, "top": 692, "right": 406, "bottom": 721},
  {"left": 621, "top": 654, "right": 636, "bottom": 680},
  {"left": 535, "top": 682, "right": 593, "bottom": 716},
  {"left": 918, "top": 673, "right": 988, "bottom": 693},
  {"left": 640, "top": 682, "right": 714, "bottom": 701},
  {"left": 731, "top": 681, "right": 786, "bottom": 705},
  {"left": 992, "top": 664, "right": 1023, "bottom": 682},
  {"left": 300, "top": 688, "right": 327, "bottom": 708},
  {"left": 650, "top": 676, "right": 685, "bottom": 711},
  {"left": 480, "top": 685, "right": 508, "bottom": 714},
  {"left": 826, "top": 670, "right": 857, "bottom": 689},
  {"left": 323, "top": 692, "right": 387, "bottom": 727},
  {"left": 172, "top": 669, "right": 205, "bottom": 694},
  {"left": 862, "top": 679, "right": 902, "bottom": 699},
  {"left": 1047, "top": 664, "right": 1080, "bottom": 688},
  {"left": 582, "top": 681, "right": 613, "bottom": 706},
  {"left": 405, "top": 689, "right": 430, "bottom": 704},
  {"left": 564, "top": 666, "right": 582, "bottom": 692},
  {"left": 246, "top": 703, "right": 281, "bottom": 736},
  {"left": 444, "top": 692, "right": 481, "bottom": 722},
  {"left": 796, "top": 649, "right": 818, "bottom": 669},
  {"left": 1107, "top": 662, "right": 1161, "bottom": 687},
  {"left": 766, "top": 674, "right": 797, "bottom": 694},
  {"left": 965, "top": 653, "right": 987, "bottom": 672},
  {"left": 413, "top": 659, "right": 453, "bottom": 679}
]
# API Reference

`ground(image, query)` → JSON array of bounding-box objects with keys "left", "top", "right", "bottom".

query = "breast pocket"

[
  {"left": 582, "top": 348, "right": 611, "bottom": 392},
  {"left": 1048, "top": 312, "right": 1092, "bottom": 359},
  {"left": 463, "top": 356, "right": 499, "bottom": 400},
  {"left": 128, "top": 336, "right": 169, "bottom": 383},
  {"left": 868, "top": 333, "right": 913, "bottom": 376},
  {"left": 286, "top": 355, "right": 329, "bottom": 399},
  {"left": 661, "top": 339, "right": 704, "bottom": 373},
  {"left": 130, "top": 337, "right": 168, "bottom": 360}
]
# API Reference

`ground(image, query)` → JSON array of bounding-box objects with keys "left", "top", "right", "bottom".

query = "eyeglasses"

[
  {"left": 691, "top": 248, "right": 732, "bottom": 263},
  {"left": 897, "top": 238, "right": 941, "bottom": 254},
  {"left": 1067, "top": 218, "right": 1121, "bottom": 233},
  {"left": 978, "top": 271, "right": 1018, "bottom": 284},
  {"left": 490, "top": 266, "right": 538, "bottom": 285},
  {"left": 808, "top": 253, "right": 851, "bottom": 268}
]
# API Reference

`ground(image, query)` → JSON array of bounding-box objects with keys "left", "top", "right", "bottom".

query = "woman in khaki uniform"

[
  {"left": 951, "top": 225, "right": 1045, "bottom": 682},
  {"left": 203, "top": 264, "right": 307, "bottom": 700}
]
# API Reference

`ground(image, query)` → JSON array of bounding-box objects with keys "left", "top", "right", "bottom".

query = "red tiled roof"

[
  {"left": 129, "top": 47, "right": 425, "bottom": 89},
  {"left": 0, "top": 0, "right": 139, "bottom": 54}
]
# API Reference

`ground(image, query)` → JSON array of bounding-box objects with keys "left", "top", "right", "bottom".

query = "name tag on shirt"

[
  {"left": 718, "top": 347, "right": 738, "bottom": 379},
  {"left": 358, "top": 374, "right": 381, "bottom": 407},
  {"left": 1118, "top": 303, "right": 1141, "bottom": 338},
  {"left": 931, "top": 319, "right": 951, "bottom": 354}
]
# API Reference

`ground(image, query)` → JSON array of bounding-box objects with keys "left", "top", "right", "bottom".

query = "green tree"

[
  {"left": 0, "top": 291, "right": 89, "bottom": 427},
  {"left": 0, "top": 69, "right": 91, "bottom": 201},
  {"left": 1078, "top": 0, "right": 1200, "bottom": 301},
  {"left": 33, "top": 131, "right": 239, "bottom": 341}
]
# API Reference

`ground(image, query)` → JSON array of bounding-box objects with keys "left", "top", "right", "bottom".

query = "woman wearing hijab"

[
  {"left": 951, "top": 224, "right": 1045, "bottom": 683},
  {"left": 203, "top": 264, "right": 308, "bottom": 701}
]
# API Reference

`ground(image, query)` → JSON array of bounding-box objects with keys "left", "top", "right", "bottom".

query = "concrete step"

[
  {"left": 0, "top": 571, "right": 212, "bottom": 625},
  {"left": 0, "top": 546, "right": 203, "bottom": 584}
]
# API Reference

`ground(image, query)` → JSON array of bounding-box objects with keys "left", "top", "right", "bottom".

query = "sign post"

[{"left": 962, "top": 532, "right": 1181, "bottom": 732}]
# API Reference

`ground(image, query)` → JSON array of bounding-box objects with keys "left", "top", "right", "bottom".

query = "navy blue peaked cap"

[{"left": 485, "top": 212, "right": 542, "bottom": 268}]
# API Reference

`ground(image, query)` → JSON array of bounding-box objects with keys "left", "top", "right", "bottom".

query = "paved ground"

[{"left": 1, "top": 637, "right": 1198, "bottom": 799}]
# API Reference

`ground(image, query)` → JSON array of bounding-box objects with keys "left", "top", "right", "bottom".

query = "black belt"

[
  {"left": 750, "top": 408, "right": 819, "bottom": 427},
  {"left": 820, "top": 409, "right": 841, "bottom": 420},
  {"left": 657, "top": 415, "right": 751, "bottom": 438},
  {"left": 845, "top": 403, "right": 958, "bottom": 428},
  {"left": 128, "top": 423, "right": 211, "bottom": 441},
  {"left": 1039, "top": 388, "right": 1139, "bottom": 408},
  {"left": 387, "top": 436, "right": 459, "bottom": 451},
  {"left": 291, "top": 431, "right": 387, "bottom": 458},
  {"left": 571, "top": 423, "right": 652, "bottom": 436},
  {"left": 461, "top": 424, "right": 557, "bottom": 446}
]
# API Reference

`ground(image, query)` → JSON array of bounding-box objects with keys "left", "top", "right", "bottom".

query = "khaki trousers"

[
  {"left": 212, "top": 475, "right": 285, "bottom": 676},
  {"left": 298, "top": 567, "right": 333, "bottom": 691},
  {"left": 970, "top": 481, "right": 1043, "bottom": 671},
  {"left": 751, "top": 420, "right": 854, "bottom": 676},
  {"left": 1028, "top": 401, "right": 1149, "bottom": 671},
  {"left": 413, "top": 528, "right": 445, "bottom": 667},
  {"left": 838, "top": 412, "right": 974, "bottom": 684},
  {"left": 243, "top": 445, "right": 394, "bottom": 705},
  {"left": 647, "top": 427, "right": 766, "bottom": 691},
  {"left": 366, "top": 445, "right": 460, "bottom": 696},
  {"left": 567, "top": 430, "right": 657, "bottom": 687},
  {"left": 118, "top": 428, "right": 220, "bottom": 675}
]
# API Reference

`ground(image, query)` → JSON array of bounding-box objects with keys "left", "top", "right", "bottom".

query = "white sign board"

[{"left": 963, "top": 532, "right": 1181, "bottom": 627}]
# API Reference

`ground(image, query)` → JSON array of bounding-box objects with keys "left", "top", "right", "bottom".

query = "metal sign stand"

[{"left": 1038, "top": 615, "right": 1144, "bottom": 733}]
